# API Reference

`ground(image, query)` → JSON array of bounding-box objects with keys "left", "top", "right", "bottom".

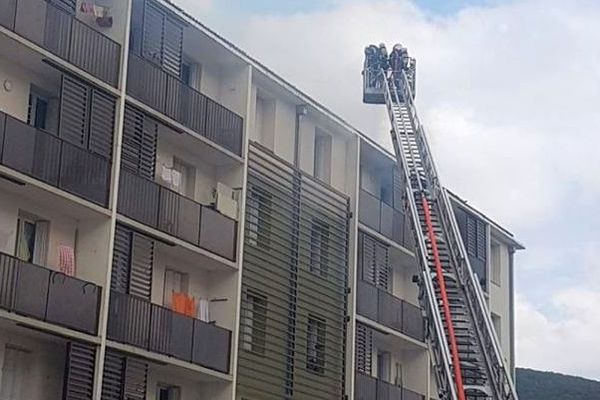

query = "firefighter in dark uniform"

[{"left": 364, "top": 44, "right": 379, "bottom": 88}]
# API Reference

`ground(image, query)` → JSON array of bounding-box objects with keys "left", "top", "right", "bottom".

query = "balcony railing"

[
  {"left": 359, "top": 189, "right": 414, "bottom": 250},
  {"left": 118, "top": 169, "right": 237, "bottom": 261},
  {"left": 0, "top": 112, "right": 111, "bottom": 206},
  {"left": 0, "top": 252, "right": 101, "bottom": 335},
  {"left": 127, "top": 53, "right": 243, "bottom": 156},
  {"left": 0, "top": 0, "right": 121, "bottom": 86},
  {"left": 355, "top": 372, "right": 425, "bottom": 400},
  {"left": 356, "top": 279, "right": 425, "bottom": 341},
  {"left": 107, "top": 291, "right": 231, "bottom": 374}
]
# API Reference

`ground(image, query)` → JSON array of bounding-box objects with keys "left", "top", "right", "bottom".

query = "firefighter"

[
  {"left": 364, "top": 44, "right": 379, "bottom": 88},
  {"left": 389, "top": 43, "right": 406, "bottom": 96}
]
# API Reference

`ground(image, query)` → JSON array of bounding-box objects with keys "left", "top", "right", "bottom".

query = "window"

[
  {"left": 310, "top": 220, "right": 330, "bottom": 277},
  {"left": 314, "top": 129, "right": 332, "bottom": 184},
  {"left": 156, "top": 384, "right": 180, "bottom": 400},
  {"left": 241, "top": 290, "right": 267, "bottom": 355},
  {"left": 0, "top": 345, "right": 30, "bottom": 400},
  {"left": 246, "top": 187, "right": 272, "bottom": 249},
  {"left": 163, "top": 268, "right": 188, "bottom": 308},
  {"left": 15, "top": 214, "right": 48, "bottom": 265},
  {"left": 377, "top": 351, "right": 391, "bottom": 382},
  {"left": 491, "top": 242, "right": 502, "bottom": 286},
  {"left": 306, "top": 315, "right": 326, "bottom": 374},
  {"left": 181, "top": 60, "right": 201, "bottom": 89}
]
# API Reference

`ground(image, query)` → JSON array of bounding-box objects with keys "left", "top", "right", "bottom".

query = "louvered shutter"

[
  {"left": 129, "top": 233, "right": 154, "bottom": 299},
  {"left": 374, "top": 240, "right": 389, "bottom": 290},
  {"left": 122, "top": 105, "right": 157, "bottom": 179},
  {"left": 466, "top": 215, "right": 477, "bottom": 258},
  {"left": 140, "top": 116, "right": 158, "bottom": 178},
  {"left": 476, "top": 219, "right": 486, "bottom": 261},
  {"left": 60, "top": 75, "right": 90, "bottom": 147},
  {"left": 163, "top": 16, "right": 183, "bottom": 77},
  {"left": 355, "top": 323, "right": 373, "bottom": 375},
  {"left": 49, "top": 0, "right": 76, "bottom": 14},
  {"left": 142, "top": 2, "right": 165, "bottom": 66},
  {"left": 101, "top": 350, "right": 125, "bottom": 400},
  {"left": 89, "top": 89, "right": 116, "bottom": 159},
  {"left": 361, "top": 233, "right": 376, "bottom": 285},
  {"left": 123, "top": 357, "right": 148, "bottom": 400},
  {"left": 111, "top": 224, "right": 132, "bottom": 293},
  {"left": 129, "top": 0, "right": 144, "bottom": 55},
  {"left": 64, "top": 341, "right": 96, "bottom": 400}
]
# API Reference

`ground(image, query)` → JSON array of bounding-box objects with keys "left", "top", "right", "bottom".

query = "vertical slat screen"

[
  {"left": 162, "top": 16, "right": 184, "bottom": 77},
  {"left": 142, "top": 2, "right": 164, "bottom": 66},
  {"left": 122, "top": 105, "right": 157, "bottom": 179},
  {"left": 111, "top": 224, "right": 132, "bottom": 293},
  {"left": 123, "top": 357, "right": 148, "bottom": 400},
  {"left": 101, "top": 350, "right": 125, "bottom": 400},
  {"left": 355, "top": 323, "right": 372, "bottom": 375}
]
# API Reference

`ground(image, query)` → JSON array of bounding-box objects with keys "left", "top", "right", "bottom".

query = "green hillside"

[{"left": 516, "top": 368, "right": 600, "bottom": 400}]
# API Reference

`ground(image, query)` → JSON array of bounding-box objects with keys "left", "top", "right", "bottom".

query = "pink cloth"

[{"left": 58, "top": 245, "right": 75, "bottom": 276}]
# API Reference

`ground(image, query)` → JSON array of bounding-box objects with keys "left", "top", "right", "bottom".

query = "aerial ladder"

[{"left": 362, "top": 47, "right": 519, "bottom": 400}]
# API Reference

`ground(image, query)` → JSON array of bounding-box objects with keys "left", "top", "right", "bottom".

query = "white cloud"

[{"left": 516, "top": 288, "right": 600, "bottom": 380}]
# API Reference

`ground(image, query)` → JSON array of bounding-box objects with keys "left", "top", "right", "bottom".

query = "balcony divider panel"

[
  {"left": 64, "top": 341, "right": 96, "bottom": 400},
  {"left": 33, "top": 131, "right": 61, "bottom": 186},
  {"left": 199, "top": 206, "right": 236, "bottom": 260},
  {"left": 14, "top": 260, "right": 49, "bottom": 320},
  {"left": 59, "top": 141, "right": 110, "bottom": 205},
  {"left": 192, "top": 319, "right": 231, "bottom": 373},
  {"left": 402, "top": 301, "right": 425, "bottom": 341},
  {"left": 158, "top": 188, "right": 179, "bottom": 237}
]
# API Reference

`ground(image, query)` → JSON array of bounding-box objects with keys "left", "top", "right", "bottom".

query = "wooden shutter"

[
  {"left": 355, "top": 323, "right": 373, "bottom": 375},
  {"left": 123, "top": 357, "right": 148, "bottom": 400},
  {"left": 63, "top": 341, "right": 96, "bottom": 400},
  {"left": 111, "top": 224, "right": 132, "bottom": 293},
  {"left": 60, "top": 75, "right": 90, "bottom": 147},
  {"left": 129, "top": 232, "right": 154, "bottom": 299},
  {"left": 122, "top": 105, "right": 157, "bottom": 179},
  {"left": 89, "top": 89, "right": 116, "bottom": 159}
]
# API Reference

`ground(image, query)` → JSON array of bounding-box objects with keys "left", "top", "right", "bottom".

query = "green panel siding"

[{"left": 237, "top": 143, "right": 350, "bottom": 400}]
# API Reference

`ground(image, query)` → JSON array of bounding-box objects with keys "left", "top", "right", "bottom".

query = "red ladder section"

[{"left": 421, "top": 196, "right": 466, "bottom": 400}]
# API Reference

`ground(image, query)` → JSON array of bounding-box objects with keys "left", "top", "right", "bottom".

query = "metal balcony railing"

[
  {"left": 107, "top": 291, "right": 231, "bottom": 374},
  {"left": 359, "top": 189, "right": 414, "bottom": 250},
  {"left": 0, "top": 112, "right": 111, "bottom": 206},
  {"left": 118, "top": 169, "right": 237, "bottom": 261},
  {"left": 355, "top": 372, "right": 425, "bottom": 400},
  {"left": 0, "top": 0, "right": 121, "bottom": 86},
  {"left": 356, "top": 279, "right": 425, "bottom": 341},
  {"left": 0, "top": 252, "right": 101, "bottom": 335},
  {"left": 127, "top": 53, "right": 243, "bottom": 156}
]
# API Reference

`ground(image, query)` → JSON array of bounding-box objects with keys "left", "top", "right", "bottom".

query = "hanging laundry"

[
  {"left": 199, "top": 298, "right": 210, "bottom": 322},
  {"left": 80, "top": 2, "right": 113, "bottom": 28},
  {"left": 58, "top": 245, "right": 75, "bottom": 276}
]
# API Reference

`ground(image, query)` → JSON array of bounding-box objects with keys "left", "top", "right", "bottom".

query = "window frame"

[
  {"left": 241, "top": 289, "right": 268, "bottom": 355},
  {"left": 306, "top": 314, "right": 326, "bottom": 374}
]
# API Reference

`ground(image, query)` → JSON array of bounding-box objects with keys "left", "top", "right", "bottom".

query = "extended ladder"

[{"left": 380, "top": 67, "right": 519, "bottom": 400}]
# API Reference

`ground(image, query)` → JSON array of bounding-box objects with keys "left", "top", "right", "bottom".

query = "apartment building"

[{"left": 0, "top": 1, "right": 522, "bottom": 399}]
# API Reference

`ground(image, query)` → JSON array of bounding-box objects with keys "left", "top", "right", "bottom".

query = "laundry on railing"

[
  {"left": 58, "top": 245, "right": 75, "bottom": 276},
  {"left": 80, "top": 2, "right": 113, "bottom": 27},
  {"left": 171, "top": 292, "right": 196, "bottom": 318}
]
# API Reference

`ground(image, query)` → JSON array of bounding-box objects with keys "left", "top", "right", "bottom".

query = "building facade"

[{"left": 0, "top": 0, "right": 522, "bottom": 399}]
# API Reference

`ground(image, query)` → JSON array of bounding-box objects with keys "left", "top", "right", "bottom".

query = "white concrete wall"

[
  {"left": 0, "top": 331, "right": 65, "bottom": 400},
  {"left": 0, "top": 55, "right": 60, "bottom": 123},
  {"left": 391, "top": 263, "right": 419, "bottom": 306},
  {"left": 370, "top": 342, "right": 428, "bottom": 395},
  {"left": 488, "top": 237, "right": 512, "bottom": 368},
  {"left": 0, "top": 190, "right": 108, "bottom": 286}
]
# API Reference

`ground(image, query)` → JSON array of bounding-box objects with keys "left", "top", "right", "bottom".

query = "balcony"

[
  {"left": 359, "top": 189, "right": 414, "bottom": 250},
  {"left": 127, "top": 53, "right": 243, "bottom": 156},
  {"left": 107, "top": 291, "right": 231, "bottom": 374},
  {"left": 355, "top": 372, "right": 425, "bottom": 400},
  {"left": 0, "top": 252, "right": 101, "bottom": 335},
  {"left": 0, "top": 112, "right": 111, "bottom": 206},
  {"left": 356, "top": 279, "right": 424, "bottom": 342},
  {"left": 0, "top": 0, "right": 120, "bottom": 86},
  {"left": 118, "top": 169, "right": 237, "bottom": 261}
]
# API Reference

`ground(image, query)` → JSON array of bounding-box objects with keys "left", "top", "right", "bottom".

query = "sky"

[{"left": 173, "top": 0, "right": 600, "bottom": 380}]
